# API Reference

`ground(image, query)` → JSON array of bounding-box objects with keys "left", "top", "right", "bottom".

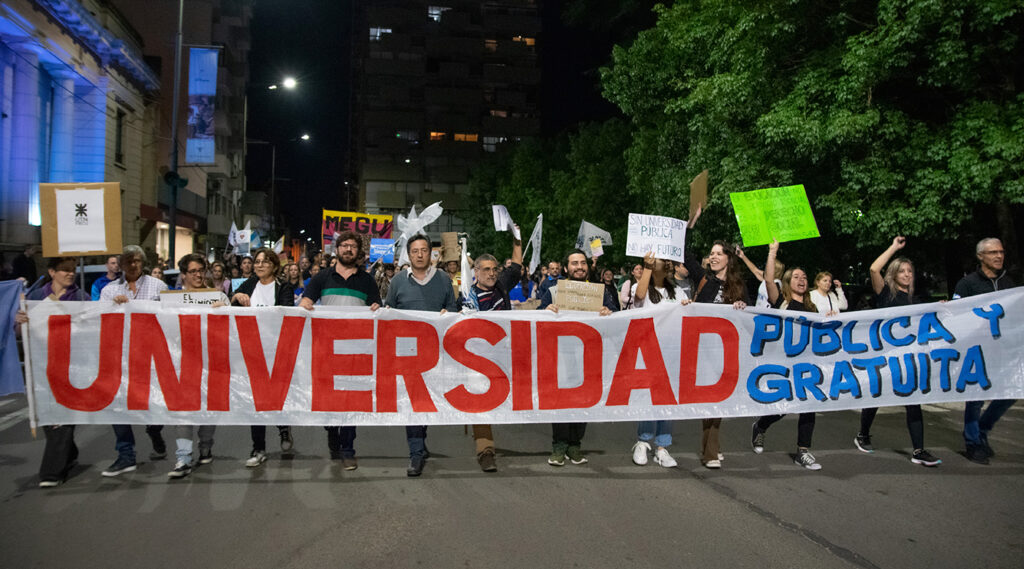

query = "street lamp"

[{"left": 267, "top": 76, "right": 298, "bottom": 90}]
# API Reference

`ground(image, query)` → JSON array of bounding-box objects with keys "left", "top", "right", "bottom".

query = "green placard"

[{"left": 729, "top": 185, "right": 820, "bottom": 247}]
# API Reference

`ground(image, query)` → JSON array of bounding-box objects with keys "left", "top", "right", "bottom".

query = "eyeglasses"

[
  {"left": 337, "top": 243, "right": 358, "bottom": 250},
  {"left": 185, "top": 269, "right": 204, "bottom": 275}
]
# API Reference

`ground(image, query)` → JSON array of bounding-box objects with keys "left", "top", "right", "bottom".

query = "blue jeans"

[
  {"left": 637, "top": 420, "right": 673, "bottom": 448},
  {"left": 112, "top": 424, "right": 136, "bottom": 462},
  {"left": 963, "top": 399, "right": 1016, "bottom": 446}
]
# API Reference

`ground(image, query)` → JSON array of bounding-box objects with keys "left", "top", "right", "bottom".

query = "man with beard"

[
  {"left": 301, "top": 231, "right": 381, "bottom": 470},
  {"left": 99, "top": 245, "right": 168, "bottom": 476},
  {"left": 538, "top": 250, "right": 618, "bottom": 467},
  {"left": 385, "top": 234, "right": 458, "bottom": 477},
  {"left": 458, "top": 230, "right": 523, "bottom": 471}
]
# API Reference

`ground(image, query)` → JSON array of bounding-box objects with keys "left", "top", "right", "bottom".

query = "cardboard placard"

[
  {"left": 625, "top": 213, "right": 687, "bottom": 262},
  {"left": 689, "top": 169, "right": 708, "bottom": 222},
  {"left": 159, "top": 289, "right": 224, "bottom": 306},
  {"left": 514, "top": 299, "right": 542, "bottom": 310},
  {"left": 729, "top": 184, "right": 820, "bottom": 247},
  {"left": 441, "top": 232, "right": 460, "bottom": 262},
  {"left": 555, "top": 280, "right": 605, "bottom": 312},
  {"left": 40, "top": 182, "right": 122, "bottom": 257}
]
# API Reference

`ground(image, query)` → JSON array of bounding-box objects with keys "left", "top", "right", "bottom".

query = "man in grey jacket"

[{"left": 384, "top": 234, "right": 457, "bottom": 476}]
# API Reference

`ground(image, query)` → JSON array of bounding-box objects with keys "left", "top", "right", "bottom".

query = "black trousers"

[
  {"left": 551, "top": 422, "right": 587, "bottom": 447},
  {"left": 39, "top": 425, "right": 78, "bottom": 481},
  {"left": 756, "top": 413, "right": 816, "bottom": 449}
]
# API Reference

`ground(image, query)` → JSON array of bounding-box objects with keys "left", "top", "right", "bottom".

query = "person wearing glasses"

[
  {"left": 953, "top": 238, "right": 1017, "bottom": 464},
  {"left": 167, "top": 254, "right": 228, "bottom": 479},
  {"left": 458, "top": 229, "right": 523, "bottom": 472},
  {"left": 232, "top": 247, "right": 296, "bottom": 466}
]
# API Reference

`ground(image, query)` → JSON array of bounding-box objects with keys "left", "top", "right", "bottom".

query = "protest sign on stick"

[
  {"left": 491, "top": 205, "right": 522, "bottom": 240},
  {"left": 556, "top": 280, "right": 605, "bottom": 311},
  {"left": 575, "top": 220, "right": 612, "bottom": 258},
  {"left": 625, "top": 213, "right": 687, "bottom": 262},
  {"left": 40, "top": 182, "right": 122, "bottom": 257},
  {"left": 729, "top": 184, "right": 820, "bottom": 247},
  {"left": 689, "top": 169, "right": 709, "bottom": 223}
]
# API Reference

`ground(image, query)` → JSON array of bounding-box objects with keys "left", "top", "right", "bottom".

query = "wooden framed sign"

[{"left": 39, "top": 182, "right": 122, "bottom": 257}]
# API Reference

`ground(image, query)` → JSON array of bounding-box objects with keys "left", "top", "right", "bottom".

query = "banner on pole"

[
  {"left": 322, "top": 210, "right": 393, "bottom": 255},
  {"left": 25, "top": 290, "right": 1024, "bottom": 426},
  {"left": 729, "top": 184, "right": 820, "bottom": 247},
  {"left": 184, "top": 47, "right": 219, "bottom": 165}
]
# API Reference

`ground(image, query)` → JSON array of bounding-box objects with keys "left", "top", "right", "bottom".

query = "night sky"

[{"left": 246, "top": 0, "right": 652, "bottom": 242}]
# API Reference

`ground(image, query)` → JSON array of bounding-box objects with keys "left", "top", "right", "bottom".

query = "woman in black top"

[
  {"left": 750, "top": 240, "right": 822, "bottom": 470},
  {"left": 857, "top": 236, "right": 941, "bottom": 466}
]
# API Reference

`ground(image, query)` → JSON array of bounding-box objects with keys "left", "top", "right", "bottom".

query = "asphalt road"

[{"left": 0, "top": 395, "right": 1021, "bottom": 569}]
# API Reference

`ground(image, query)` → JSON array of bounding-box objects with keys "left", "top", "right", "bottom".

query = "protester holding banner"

[
  {"left": 809, "top": 272, "right": 847, "bottom": 316},
  {"left": 232, "top": 247, "right": 296, "bottom": 466},
  {"left": 750, "top": 240, "right": 822, "bottom": 471},
  {"left": 857, "top": 236, "right": 941, "bottom": 467},
  {"left": 168, "top": 254, "right": 228, "bottom": 479},
  {"left": 679, "top": 230, "right": 748, "bottom": 469},
  {"left": 539, "top": 250, "right": 618, "bottom": 467},
  {"left": 630, "top": 252, "right": 686, "bottom": 468},
  {"left": 99, "top": 245, "right": 169, "bottom": 476},
  {"left": 385, "top": 234, "right": 459, "bottom": 477},
  {"left": 301, "top": 231, "right": 382, "bottom": 470},
  {"left": 953, "top": 238, "right": 1017, "bottom": 464},
  {"left": 16, "top": 257, "right": 88, "bottom": 486},
  {"left": 90, "top": 255, "right": 120, "bottom": 300}
]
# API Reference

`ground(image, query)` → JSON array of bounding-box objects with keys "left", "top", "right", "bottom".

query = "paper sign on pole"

[
  {"left": 689, "top": 169, "right": 708, "bottom": 222},
  {"left": 322, "top": 209, "right": 394, "bottom": 255},
  {"left": 491, "top": 205, "right": 522, "bottom": 240},
  {"left": 625, "top": 213, "right": 687, "bottom": 262},
  {"left": 159, "top": 289, "right": 224, "bottom": 306},
  {"left": 729, "top": 184, "right": 820, "bottom": 247},
  {"left": 369, "top": 238, "right": 395, "bottom": 264},
  {"left": 40, "top": 182, "right": 123, "bottom": 257},
  {"left": 556, "top": 280, "right": 605, "bottom": 311},
  {"left": 574, "top": 220, "right": 612, "bottom": 259}
]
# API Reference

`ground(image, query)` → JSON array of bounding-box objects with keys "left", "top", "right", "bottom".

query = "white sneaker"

[
  {"left": 704, "top": 459, "right": 722, "bottom": 469},
  {"left": 245, "top": 450, "right": 267, "bottom": 467},
  {"left": 631, "top": 441, "right": 651, "bottom": 466},
  {"left": 718, "top": 453, "right": 725, "bottom": 461},
  {"left": 653, "top": 448, "right": 677, "bottom": 468}
]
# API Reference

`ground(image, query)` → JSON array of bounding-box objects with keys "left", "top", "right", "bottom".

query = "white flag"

[
  {"left": 491, "top": 205, "right": 521, "bottom": 240},
  {"left": 227, "top": 221, "right": 239, "bottom": 247},
  {"left": 272, "top": 235, "right": 285, "bottom": 254},
  {"left": 395, "top": 202, "right": 444, "bottom": 267},
  {"left": 525, "top": 214, "right": 543, "bottom": 275},
  {"left": 575, "top": 220, "right": 612, "bottom": 258},
  {"left": 459, "top": 235, "right": 472, "bottom": 301}
]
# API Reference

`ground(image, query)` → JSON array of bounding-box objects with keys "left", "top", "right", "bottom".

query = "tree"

[{"left": 601, "top": 0, "right": 1024, "bottom": 287}]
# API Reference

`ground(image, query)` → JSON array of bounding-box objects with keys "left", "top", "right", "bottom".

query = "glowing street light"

[
  {"left": 300, "top": 133, "right": 311, "bottom": 141},
  {"left": 282, "top": 77, "right": 297, "bottom": 89}
]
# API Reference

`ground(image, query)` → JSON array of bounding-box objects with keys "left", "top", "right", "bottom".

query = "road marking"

[{"left": 0, "top": 408, "right": 28, "bottom": 433}]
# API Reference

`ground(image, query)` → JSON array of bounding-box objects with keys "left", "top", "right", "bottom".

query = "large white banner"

[{"left": 24, "top": 289, "right": 1024, "bottom": 426}]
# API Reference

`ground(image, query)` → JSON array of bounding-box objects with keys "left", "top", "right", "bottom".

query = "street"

[{"left": 0, "top": 395, "right": 1020, "bottom": 569}]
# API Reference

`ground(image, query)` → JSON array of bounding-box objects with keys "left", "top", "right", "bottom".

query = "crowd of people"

[{"left": 7, "top": 225, "right": 1017, "bottom": 487}]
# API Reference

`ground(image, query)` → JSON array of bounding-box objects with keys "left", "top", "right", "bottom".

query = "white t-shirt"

[
  {"left": 251, "top": 281, "right": 277, "bottom": 307},
  {"left": 756, "top": 280, "right": 782, "bottom": 308},
  {"left": 631, "top": 282, "right": 688, "bottom": 309}
]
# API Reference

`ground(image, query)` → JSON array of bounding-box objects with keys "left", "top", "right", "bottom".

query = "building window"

[
  {"left": 454, "top": 133, "right": 478, "bottom": 142},
  {"left": 115, "top": 109, "right": 126, "bottom": 165},
  {"left": 369, "top": 27, "right": 392, "bottom": 41},
  {"left": 484, "top": 39, "right": 497, "bottom": 53},
  {"left": 512, "top": 36, "right": 536, "bottom": 46},
  {"left": 395, "top": 130, "right": 420, "bottom": 142},
  {"left": 428, "top": 6, "right": 451, "bottom": 23},
  {"left": 482, "top": 136, "right": 506, "bottom": 152},
  {"left": 429, "top": 131, "right": 447, "bottom": 141},
  {"left": 489, "top": 109, "right": 508, "bottom": 118}
]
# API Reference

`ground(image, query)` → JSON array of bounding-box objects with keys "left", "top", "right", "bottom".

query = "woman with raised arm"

[
  {"left": 855, "top": 236, "right": 941, "bottom": 467},
  {"left": 629, "top": 252, "right": 688, "bottom": 468},
  {"left": 232, "top": 247, "right": 297, "bottom": 467},
  {"left": 749, "top": 240, "right": 822, "bottom": 470}
]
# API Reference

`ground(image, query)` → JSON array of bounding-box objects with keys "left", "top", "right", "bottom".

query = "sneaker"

[
  {"left": 718, "top": 453, "right": 725, "bottom": 461},
  {"left": 407, "top": 454, "right": 426, "bottom": 477},
  {"left": 566, "top": 446, "right": 588, "bottom": 465},
  {"left": 547, "top": 451, "right": 566, "bottom": 467},
  {"left": 751, "top": 422, "right": 765, "bottom": 454},
  {"left": 632, "top": 440, "right": 651, "bottom": 466},
  {"left": 279, "top": 427, "right": 293, "bottom": 452},
  {"left": 168, "top": 461, "right": 192, "bottom": 479},
  {"left": 198, "top": 449, "right": 214, "bottom": 465},
  {"left": 795, "top": 450, "right": 822, "bottom": 471},
  {"left": 478, "top": 449, "right": 498, "bottom": 472},
  {"left": 101, "top": 457, "right": 137, "bottom": 477},
  {"left": 911, "top": 449, "right": 941, "bottom": 467},
  {"left": 39, "top": 479, "right": 61, "bottom": 488},
  {"left": 653, "top": 448, "right": 677, "bottom": 468},
  {"left": 245, "top": 450, "right": 267, "bottom": 468},
  {"left": 965, "top": 445, "right": 990, "bottom": 465},
  {"left": 854, "top": 434, "right": 874, "bottom": 453},
  {"left": 342, "top": 456, "right": 358, "bottom": 471},
  {"left": 703, "top": 459, "right": 721, "bottom": 469}
]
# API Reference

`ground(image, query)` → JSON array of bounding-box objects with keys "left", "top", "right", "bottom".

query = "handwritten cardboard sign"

[
  {"left": 729, "top": 184, "right": 820, "bottom": 247},
  {"left": 40, "top": 182, "right": 123, "bottom": 257},
  {"left": 555, "top": 280, "right": 605, "bottom": 312},
  {"left": 159, "top": 289, "right": 224, "bottom": 306},
  {"left": 689, "top": 169, "right": 708, "bottom": 222},
  {"left": 625, "top": 213, "right": 687, "bottom": 262}
]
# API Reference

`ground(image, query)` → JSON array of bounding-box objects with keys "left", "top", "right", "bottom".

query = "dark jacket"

[
  {"left": 231, "top": 277, "right": 295, "bottom": 307},
  {"left": 953, "top": 269, "right": 1015, "bottom": 299}
]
